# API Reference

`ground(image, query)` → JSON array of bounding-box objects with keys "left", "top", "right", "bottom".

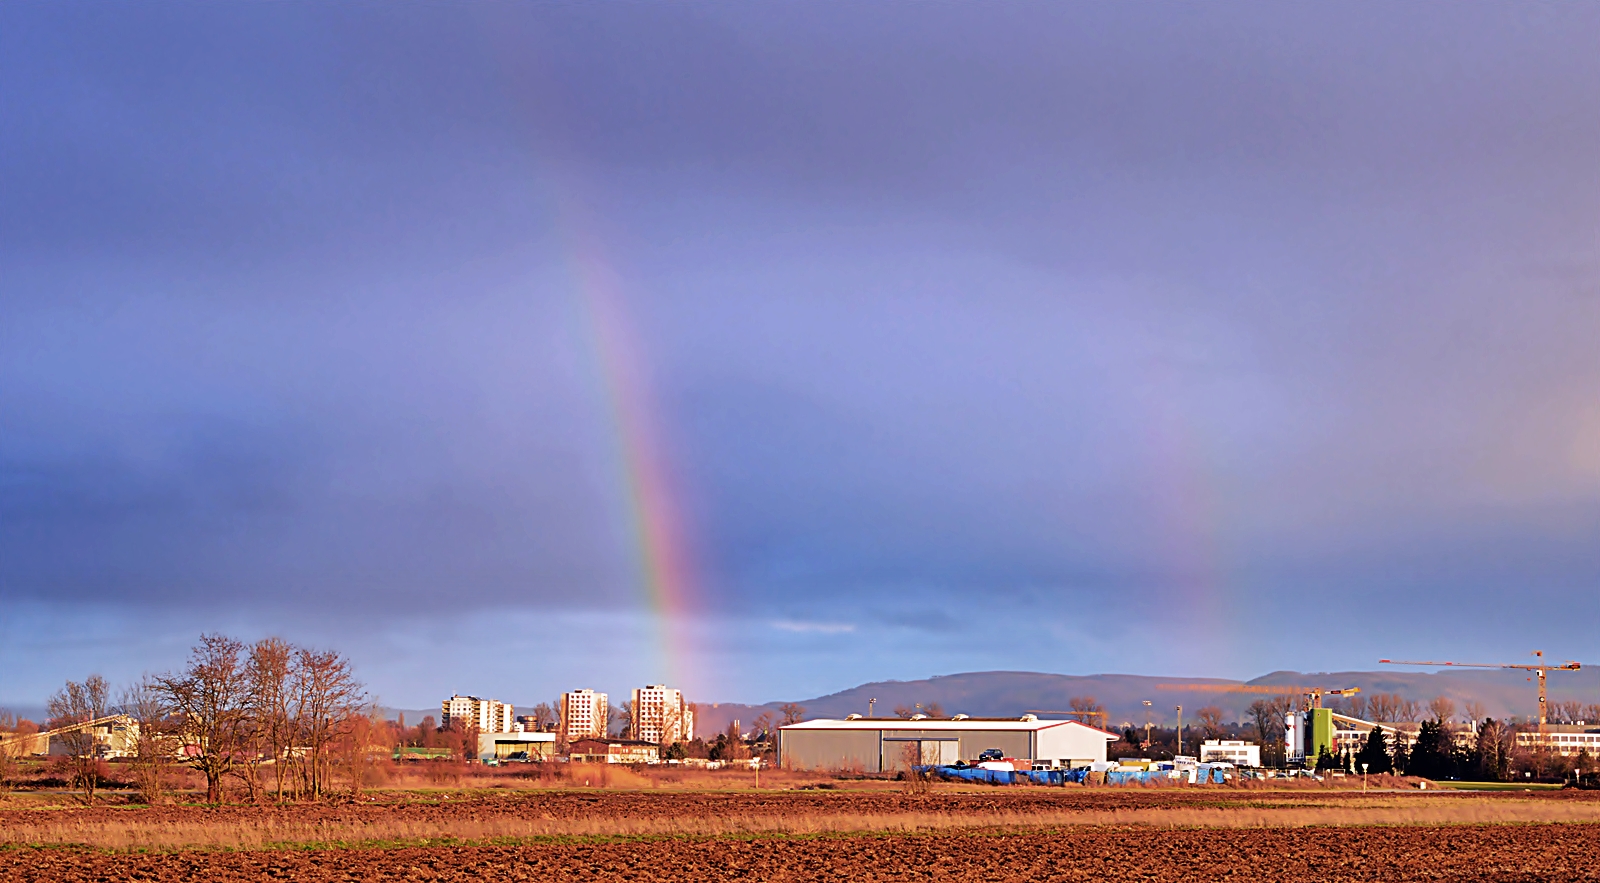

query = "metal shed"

[{"left": 776, "top": 716, "right": 1117, "bottom": 773}]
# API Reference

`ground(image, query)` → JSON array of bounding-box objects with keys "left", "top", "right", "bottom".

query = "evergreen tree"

[
  {"left": 1392, "top": 736, "right": 1410, "bottom": 775},
  {"left": 1355, "top": 728, "right": 1393, "bottom": 774},
  {"left": 1314, "top": 745, "right": 1338, "bottom": 771},
  {"left": 1406, "top": 719, "right": 1458, "bottom": 780}
]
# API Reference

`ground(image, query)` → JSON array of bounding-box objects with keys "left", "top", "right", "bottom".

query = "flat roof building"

[
  {"left": 777, "top": 716, "right": 1117, "bottom": 773},
  {"left": 569, "top": 738, "right": 661, "bottom": 765},
  {"left": 442, "top": 695, "right": 515, "bottom": 734},
  {"left": 1517, "top": 726, "right": 1600, "bottom": 757},
  {"left": 561, "top": 689, "right": 608, "bottom": 742},
  {"left": 1199, "top": 739, "right": 1260, "bottom": 767},
  {"left": 631, "top": 684, "right": 694, "bottom": 745},
  {"left": 478, "top": 731, "right": 557, "bottom": 764}
]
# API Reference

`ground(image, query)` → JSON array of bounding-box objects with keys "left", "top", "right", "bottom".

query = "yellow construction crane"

[
  {"left": 1154, "top": 683, "right": 1361, "bottom": 710},
  {"left": 1380, "top": 651, "right": 1580, "bottom": 733}
]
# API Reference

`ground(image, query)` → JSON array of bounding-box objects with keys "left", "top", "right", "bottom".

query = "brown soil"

[
  {"left": 6, "top": 824, "right": 1598, "bottom": 882},
  {"left": 4, "top": 784, "right": 1576, "bottom": 828}
]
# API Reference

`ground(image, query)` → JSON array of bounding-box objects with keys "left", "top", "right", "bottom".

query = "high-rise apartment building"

[
  {"left": 441, "top": 695, "right": 515, "bottom": 734},
  {"left": 631, "top": 684, "right": 694, "bottom": 745},
  {"left": 561, "top": 688, "right": 609, "bottom": 742}
]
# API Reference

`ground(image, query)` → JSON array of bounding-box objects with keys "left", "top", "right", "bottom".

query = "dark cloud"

[{"left": 3, "top": 3, "right": 1599, "bottom": 702}]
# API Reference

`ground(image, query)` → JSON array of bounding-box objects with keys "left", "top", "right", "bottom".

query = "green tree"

[
  {"left": 1391, "top": 735, "right": 1410, "bottom": 775},
  {"left": 1354, "top": 728, "right": 1393, "bottom": 775},
  {"left": 1406, "top": 719, "right": 1457, "bottom": 780}
]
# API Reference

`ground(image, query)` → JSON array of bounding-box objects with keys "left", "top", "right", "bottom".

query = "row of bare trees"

[
  {"left": 155, "top": 634, "right": 366, "bottom": 803},
  {"left": 44, "top": 634, "right": 367, "bottom": 805}
]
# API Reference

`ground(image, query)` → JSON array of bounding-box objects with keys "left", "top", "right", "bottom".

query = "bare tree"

[
  {"left": 1551, "top": 701, "right": 1583, "bottom": 725},
  {"left": 1069, "top": 696, "right": 1104, "bottom": 714},
  {"left": 1396, "top": 699, "right": 1421, "bottom": 723},
  {"left": 47, "top": 675, "right": 110, "bottom": 804},
  {"left": 342, "top": 704, "right": 386, "bottom": 799},
  {"left": 246, "top": 638, "right": 297, "bottom": 800},
  {"left": 117, "top": 678, "right": 174, "bottom": 805},
  {"left": 779, "top": 703, "right": 806, "bottom": 726},
  {"left": 657, "top": 701, "right": 684, "bottom": 746},
  {"left": 608, "top": 702, "right": 632, "bottom": 739},
  {"left": 0, "top": 708, "right": 15, "bottom": 790},
  {"left": 1342, "top": 694, "right": 1368, "bottom": 720},
  {"left": 1428, "top": 696, "right": 1457, "bottom": 725},
  {"left": 1368, "top": 693, "right": 1405, "bottom": 722},
  {"left": 1464, "top": 700, "right": 1488, "bottom": 725},
  {"left": 1197, "top": 706, "right": 1226, "bottom": 740},
  {"left": 1249, "top": 697, "right": 1295, "bottom": 767},
  {"left": 899, "top": 742, "right": 929, "bottom": 793},
  {"left": 1582, "top": 704, "right": 1600, "bottom": 725},
  {"left": 617, "top": 700, "right": 638, "bottom": 740},
  {"left": 531, "top": 702, "right": 557, "bottom": 731},
  {"left": 295, "top": 646, "right": 364, "bottom": 798},
  {"left": 751, "top": 712, "right": 775, "bottom": 758},
  {"left": 155, "top": 634, "right": 253, "bottom": 804},
  {"left": 722, "top": 721, "right": 749, "bottom": 761}
]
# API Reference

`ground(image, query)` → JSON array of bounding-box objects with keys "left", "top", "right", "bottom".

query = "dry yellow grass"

[{"left": 4, "top": 794, "right": 1599, "bottom": 851}]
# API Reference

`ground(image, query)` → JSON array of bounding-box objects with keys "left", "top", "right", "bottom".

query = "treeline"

[
  {"left": 1325, "top": 717, "right": 1526, "bottom": 782},
  {"left": 29, "top": 633, "right": 371, "bottom": 805}
]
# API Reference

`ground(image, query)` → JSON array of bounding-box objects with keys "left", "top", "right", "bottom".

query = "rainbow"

[
  {"left": 563, "top": 219, "right": 701, "bottom": 694},
  {"left": 471, "top": 21, "right": 703, "bottom": 694}
]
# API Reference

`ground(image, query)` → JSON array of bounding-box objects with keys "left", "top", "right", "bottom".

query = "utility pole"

[
  {"left": 1142, "top": 700, "right": 1153, "bottom": 752},
  {"left": 1176, "top": 705, "right": 1184, "bottom": 756}
]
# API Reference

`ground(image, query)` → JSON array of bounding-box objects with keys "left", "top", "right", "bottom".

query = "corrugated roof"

[{"left": 779, "top": 718, "right": 1117, "bottom": 738}]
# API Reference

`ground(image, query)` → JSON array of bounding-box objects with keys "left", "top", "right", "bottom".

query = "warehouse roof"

[{"left": 780, "top": 717, "right": 1117, "bottom": 738}]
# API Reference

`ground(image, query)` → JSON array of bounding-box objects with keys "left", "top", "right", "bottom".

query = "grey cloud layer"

[{"left": 2, "top": 4, "right": 1598, "bottom": 676}]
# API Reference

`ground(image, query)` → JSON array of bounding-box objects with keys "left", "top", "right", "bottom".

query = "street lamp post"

[
  {"left": 1361, "top": 762, "right": 1368, "bottom": 794},
  {"left": 1142, "top": 700, "right": 1153, "bottom": 753},
  {"left": 1176, "top": 705, "right": 1184, "bottom": 756}
]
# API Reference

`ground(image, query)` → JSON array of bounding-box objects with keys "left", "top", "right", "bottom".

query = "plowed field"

[
  {"left": 6, "top": 825, "right": 1598, "bottom": 882},
  {"left": 6, "top": 789, "right": 1599, "bottom": 881}
]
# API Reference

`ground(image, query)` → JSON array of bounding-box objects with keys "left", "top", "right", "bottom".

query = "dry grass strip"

[{"left": 4, "top": 795, "right": 1600, "bottom": 851}]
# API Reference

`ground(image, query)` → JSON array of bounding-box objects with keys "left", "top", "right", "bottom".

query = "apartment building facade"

[
  {"left": 631, "top": 684, "right": 694, "bottom": 745},
  {"left": 561, "top": 688, "right": 609, "bottom": 742},
  {"left": 442, "top": 695, "right": 515, "bottom": 734}
]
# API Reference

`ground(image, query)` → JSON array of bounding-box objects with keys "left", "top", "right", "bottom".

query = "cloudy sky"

[{"left": 3, "top": 3, "right": 1598, "bottom": 710}]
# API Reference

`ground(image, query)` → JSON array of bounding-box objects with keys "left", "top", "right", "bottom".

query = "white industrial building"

[
  {"left": 1517, "top": 726, "right": 1600, "bottom": 756},
  {"left": 777, "top": 716, "right": 1117, "bottom": 773},
  {"left": 1199, "top": 739, "right": 1260, "bottom": 767}
]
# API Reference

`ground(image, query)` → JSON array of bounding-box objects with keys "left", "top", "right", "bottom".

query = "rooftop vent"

[
  {"left": 1020, "top": 713, "right": 1038, "bottom": 722},
  {"left": 845, "top": 713, "right": 862, "bottom": 720},
  {"left": 910, "top": 713, "right": 929, "bottom": 720},
  {"left": 951, "top": 714, "right": 969, "bottom": 720}
]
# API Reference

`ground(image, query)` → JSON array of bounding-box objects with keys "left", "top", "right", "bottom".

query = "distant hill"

[{"left": 692, "top": 668, "right": 1600, "bottom": 736}]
